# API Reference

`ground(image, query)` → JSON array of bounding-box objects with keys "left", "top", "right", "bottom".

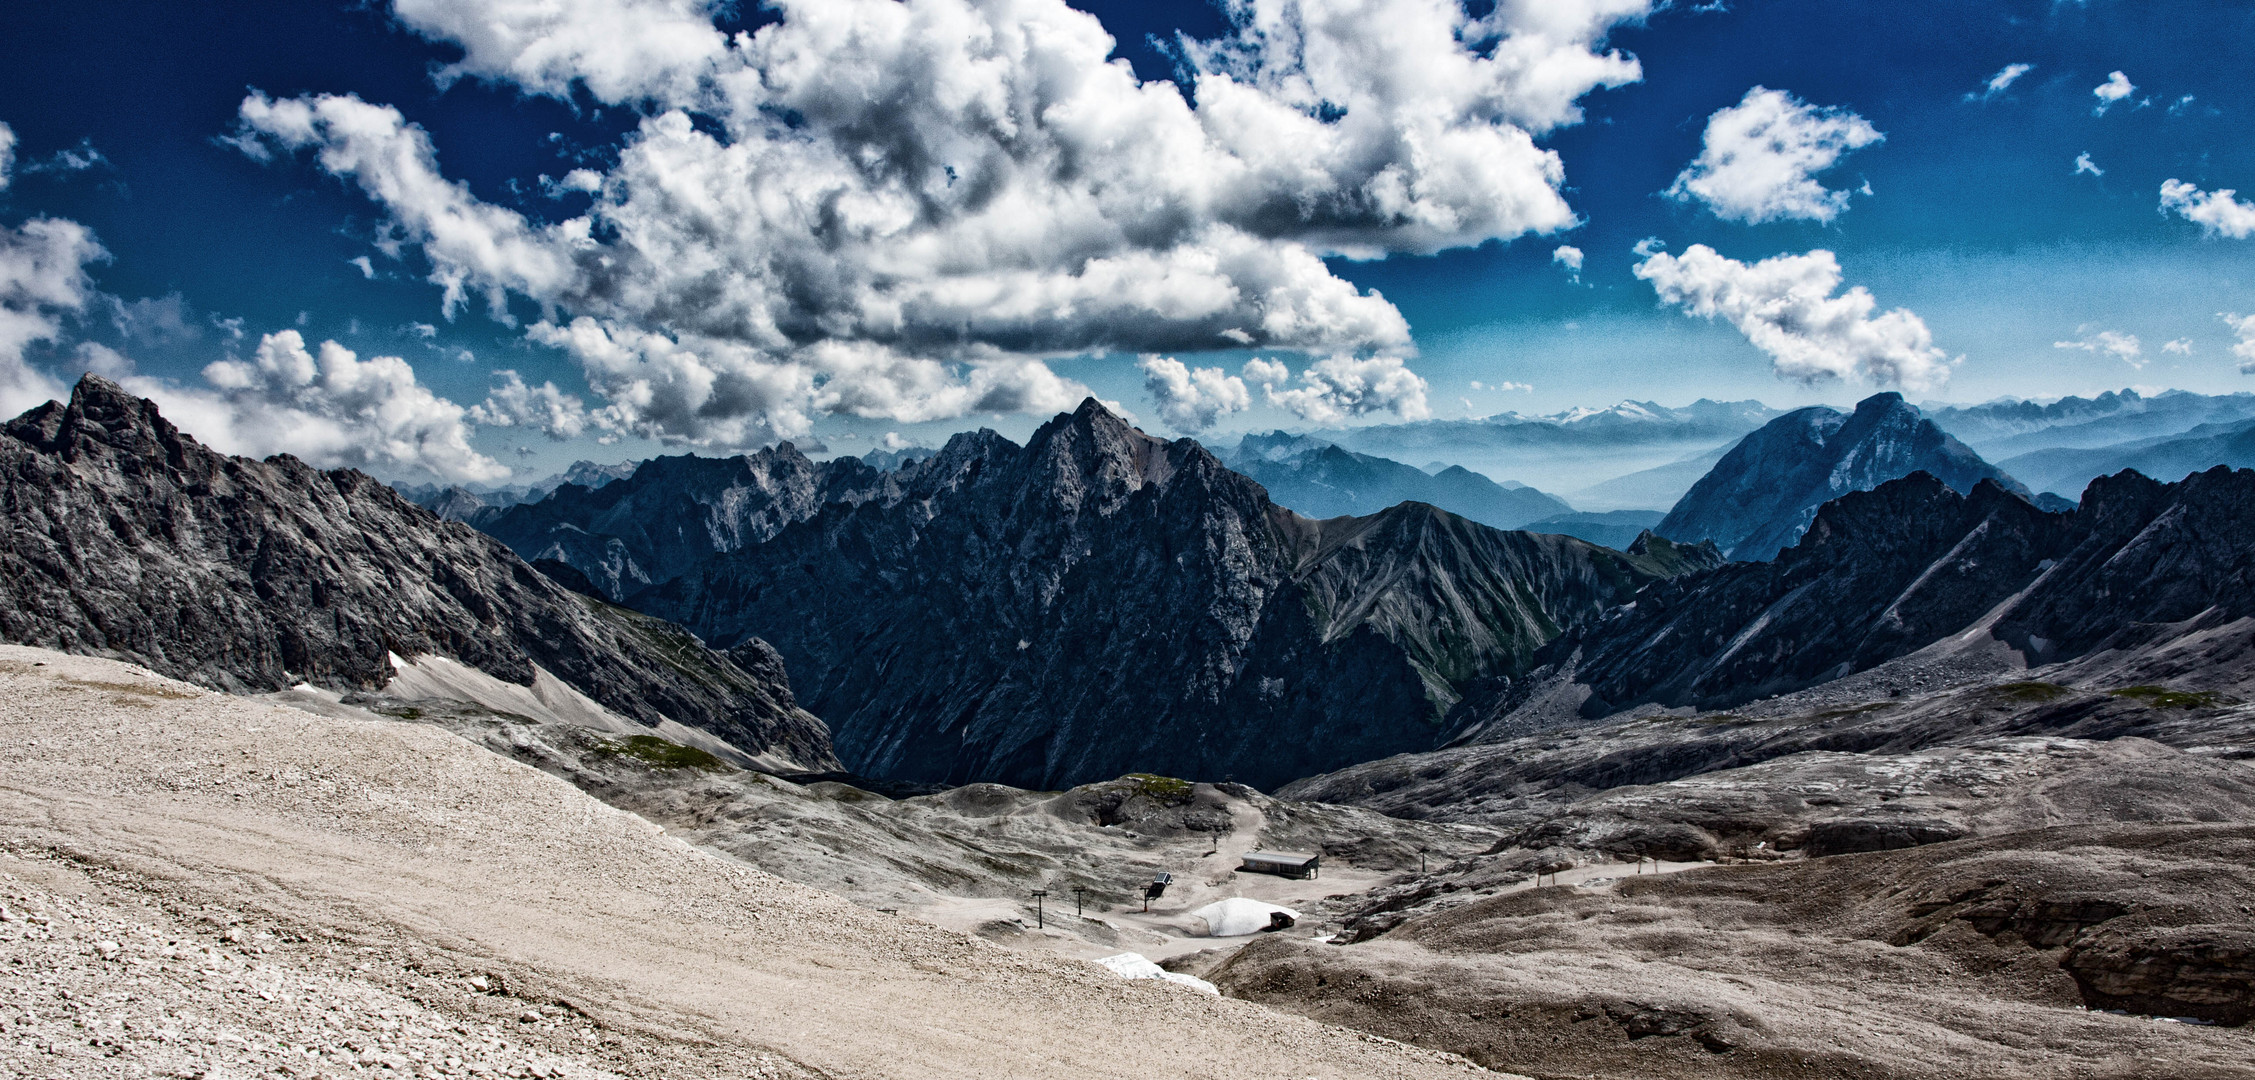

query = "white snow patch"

[
  {"left": 1187, "top": 897, "right": 1302, "bottom": 938},
  {"left": 1091, "top": 953, "right": 1218, "bottom": 995}
]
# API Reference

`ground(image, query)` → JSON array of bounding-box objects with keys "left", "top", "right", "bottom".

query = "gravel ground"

[{"left": 0, "top": 645, "right": 1489, "bottom": 1080}]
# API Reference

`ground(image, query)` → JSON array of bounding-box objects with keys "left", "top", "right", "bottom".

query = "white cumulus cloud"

[
  {"left": 1969, "top": 63, "right": 2032, "bottom": 101},
  {"left": 1253, "top": 354, "right": 1430, "bottom": 425},
  {"left": 1138, "top": 356, "right": 1256, "bottom": 433},
  {"left": 1665, "top": 87, "right": 1883, "bottom": 224},
  {"left": 130, "top": 330, "right": 508, "bottom": 483},
  {"left": 2162, "top": 338, "right": 2194, "bottom": 355},
  {"left": 231, "top": 0, "right": 1659, "bottom": 446},
  {"left": 468, "top": 369, "right": 589, "bottom": 440},
  {"left": 0, "top": 213, "right": 108, "bottom": 418},
  {"left": 0, "top": 122, "right": 15, "bottom": 194},
  {"left": 1552, "top": 244, "right": 1584, "bottom": 276},
  {"left": 2092, "top": 70, "right": 2134, "bottom": 114},
  {"left": 2053, "top": 328, "right": 2143, "bottom": 368},
  {"left": 2073, "top": 152, "right": 2102, "bottom": 177},
  {"left": 2160, "top": 179, "right": 2255, "bottom": 239},
  {"left": 2225, "top": 313, "right": 2255, "bottom": 373},
  {"left": 1632, "top": 242, "right": 1952, "bottom": 392}
]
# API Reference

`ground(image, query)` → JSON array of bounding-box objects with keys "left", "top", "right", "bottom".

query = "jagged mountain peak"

[
  {"left": 0, "top": 376, "right": 837, "bottom": 770},
  {"left": 1658, "top": 391, "right": 2028, "bottom": 562}
]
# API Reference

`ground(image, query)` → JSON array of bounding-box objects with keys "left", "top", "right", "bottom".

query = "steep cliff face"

[
  {"left": 1540, "top": 473, "right": 2074, "bottom": 719},
  {"left": 1658, "top": 393, "right": 2029, "bottom": 561},
  {"left": 632, "top": 399, "right": 1715, "bottom": 790},
  {"left": 481, "top": 447, "right": 887, "bottom": 600},
  {"left": 0, "top": 376, "right": 837, "bottom": 770},
  {"left": 1462, "top": 463, "right": 2255, "bottom": 730}
]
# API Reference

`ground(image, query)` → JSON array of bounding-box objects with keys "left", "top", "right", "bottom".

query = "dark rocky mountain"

[
  {"left": 631, "top": 399, "right": 1719, "bottom": 791},
  {"left": 1530, "top": 473, "right": 2072, "bottom": 723},
  {"left": 2000, "top": 416, "right": 2255, "bottom": 499},
  {"left": 861, "top": 445, "right": 938, "bottom": 471},
  {"left": 1929, "top": 388, "right": 2255, "bottom": 457},
  {"left": 1521, "top": 510, "right": 1666, "bottom": 550},
  {"left": 1458, "top": 462, "right": 2255, "bottom": 732},
  {"left": 1223, "top": 432, "right": 1571, "bottom": 529},
  {"left": 481, "top": 446, "right": 888, "bottom": 600},
  {"left": 0, "top": 376, "right": 836, "bottom": 770},
  {"left": 1656, "top": 392, "right": 2029, "bottom": 562}
]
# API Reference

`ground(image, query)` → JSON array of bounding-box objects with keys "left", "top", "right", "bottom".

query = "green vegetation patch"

[
  {"left": 1122, "top": 773, "right": 1195, "bottom": 803},
  {"left": 592, "top": 734, "right": 726, "bottom": 770},
  {"left": 2107, "top": 685, "right": 2225, "bottom": 710},
  {"left": 1992, "top": 681, "right": 2071, "bottom": 703}
]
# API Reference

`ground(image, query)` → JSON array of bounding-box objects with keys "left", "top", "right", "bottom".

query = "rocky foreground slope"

[
  {"left": 0, "top": 646, "right": 1480, "bottom": 1080},
  {"left": 634, "top": 399, "right": 1719, "bottom": 790},
  {"left": 0, "top": 376, "right": 834, "bottom": 769}
]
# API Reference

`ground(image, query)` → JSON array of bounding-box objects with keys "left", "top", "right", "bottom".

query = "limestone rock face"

[
  {"left": 482, "top": 447, "right": 887, "bottom": 600},
  {"left": 0, "top": 376, "right": 836, "bottom": 770},
  {"left": 1557, "top": 473, "right": 2072, "bottom": 717},
  {"left": 1658, "top": 392, "right": 2029, "bottom": 561},
  {"left": 633, "top": 399, "right": 1717, "bottom": 790}
]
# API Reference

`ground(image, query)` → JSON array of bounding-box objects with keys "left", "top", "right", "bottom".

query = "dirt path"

[{"left": 0, "top": 646, "right": 1489, "bottom": 1080}]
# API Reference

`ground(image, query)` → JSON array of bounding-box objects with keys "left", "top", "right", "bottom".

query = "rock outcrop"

[
  {"left": 1658, "top": 392, "right": 2028, "bottom": 561},
  {"left": 0, "top": 376, "right": 836, "bottom": 770},
  {"left": 632, "top": 399, "right": 1718, "bottom": 791},
  {"left": 481, "top": 446, "right": 887, "bottom": 600}
]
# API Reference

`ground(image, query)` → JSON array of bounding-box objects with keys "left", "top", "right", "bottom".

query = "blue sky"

[{"left": 1, "top": 0, "right": 2251, "bottom": 482}]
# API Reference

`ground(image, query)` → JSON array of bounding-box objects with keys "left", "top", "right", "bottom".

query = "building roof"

[{"left": 1239, "top": 850, "right": 1320, "bottom": 865}]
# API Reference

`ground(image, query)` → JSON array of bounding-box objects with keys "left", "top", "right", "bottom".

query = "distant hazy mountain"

[
  {"left": 862, "top": 446, "right": 939, "bottom": 471},
  {"left": 1928, "top": 389, "right": 2255, "bottom": 457},
  {"left": 397, "top": 459, "right": 640, "bottom": 524},
  {"left": 634, "top": 400, "right": 1719, "bottom": 790},
  {"left": 1566, "top": 441, "right": 1738, "bottom": 512},
  {"left": 2000, "top": 416, "right": 2255, "bottom": 498},
  {"left": 1332, "top": 399, "right": 1783, "bottom": 495},
  {"left": 1222, "top": 433, "right": 1571, "bottom": 529},
  {"left": 1521, "top": 510, "right": 1666, "bottom": 550},
  {"left": 1658, "top": 393, "right": 2029, "bottom": 562}
]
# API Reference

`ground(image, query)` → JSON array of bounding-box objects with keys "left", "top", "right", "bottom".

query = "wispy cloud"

[{"left": 1967, "top": 63, "right": 2033, "bottom": 102}]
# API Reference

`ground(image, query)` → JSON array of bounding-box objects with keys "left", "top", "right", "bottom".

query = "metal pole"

[{"left": 1031, "top": 889, "right": 1048, "bottom": 929}]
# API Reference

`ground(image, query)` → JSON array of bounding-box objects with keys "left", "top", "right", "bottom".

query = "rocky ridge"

[
  {"left": 1657, "top": 392, "right": 2028, "bottom": 561},
  {"left": 0, "top": 376, "right": 835, "bottom": 769},
  {"left": 633, "top": 399, "right": 1720, "bottom": 791},
  {"left": 482, "top": 446, "right": 887, "bottom": 600}
]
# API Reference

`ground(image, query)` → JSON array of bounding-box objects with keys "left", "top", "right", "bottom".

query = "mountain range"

[
  {"left": 631, "top": 400, "right": 1719, "bottom": 790},
  {"left": 1999, "top": 416, "right": 2255, "bottom": 498},
  {"left": 1927, "top": 388, "right": 2255, "bottom": 457},
  {"left": 1656, "top": 392, "right": 2032, "bottom": 561},
  {"left": 0, "top": 376, "right": 835, "bottom": 770},
  {"left": 1221, "top": 432, "right": 1572, "bottom": 528},
  {"left": 396, "top": 459, "right": 639, "bottom": 524},
  {"left": 1332, "top": 398, "right": 1783, "bottom": 498}
]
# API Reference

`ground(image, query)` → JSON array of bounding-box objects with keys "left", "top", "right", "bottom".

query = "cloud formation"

[
  {"left": 1138, "top": 356, "right": 1254, "bottom": 433},
  {"left": 2225, "top": 313, "right": 2255, "bottom": 373},
  {"left": 1633, "top": 243, "right": 1951, "bottom": 391},
  {"left": 0, "top": 122, "right": 14, "bottom": 194},
  {"left": 132, "top": 330, "right": 508, "bottom": 483},
  {"left": 2053, "top": 327, "right": 2142, "bottom": 368},
  {"left": 0, "top": 208, "right": 108, "bottom": 418},
  {"left": 2162, "top": 338, "right": 2193, "bottom": 355},
  {"left": 1969, "top": 63, "right": 2032, "bottom": 101},
  {"left": 1666, "top": 87, "right": 1883, "bottom": 224},
  {"left": 2073, "top": 152, "right": 2102, "bottom": 177},
  {"left": 2092, "top": 70, "right": 2134, "bottom": 114},
  {"left": 468, "top": 369, "right": 589, "bottom": 440},
  {"left": 234, "top": 0, "right": 1658, "bottom": 446},
  {"left": 1253, "top": 354, "right": 1431, "bottom": 425},
  {"left": 1552, "top": 244, "right": 1584, "bottom": 278},
  {"left": 2160, "top": 179, "right": 2255, "bottom": 239}
]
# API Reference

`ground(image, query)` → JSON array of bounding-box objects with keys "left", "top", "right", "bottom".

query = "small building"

[{"left": 1237, "top": 850, "right": 1321, "bottom": 880}]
